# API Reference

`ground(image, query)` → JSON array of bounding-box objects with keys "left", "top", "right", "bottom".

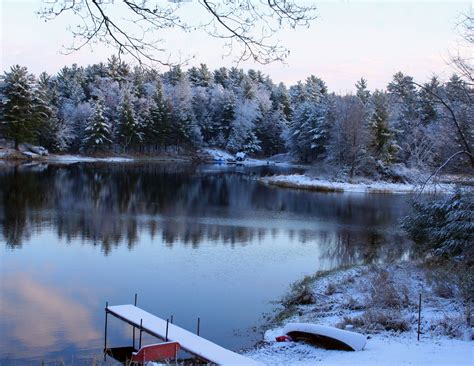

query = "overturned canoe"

[{"left": 283, "top": 323, "right": 367, "bottom": 351}]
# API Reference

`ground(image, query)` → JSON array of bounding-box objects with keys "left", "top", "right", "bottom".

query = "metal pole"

[
  {"left": 133, "top": 293, "right": 137, "bottom": 349},
  {"left": 104, "top": 301, "right": 108, "bottom": 361},
  {"left": 166, "top": 318, "right": 169, "bottom": 341},
  {"left": 197, "top": 317, "right": 200, "bottom": 336},
  {"left": 417, "top": 293, "right": 422, "bottom": 341},
  {"left": 139, "top": 318, "right": 143, "bottom": 349},
  {"left": 170, "top": 315, "right": 174, "bottom": 324}
]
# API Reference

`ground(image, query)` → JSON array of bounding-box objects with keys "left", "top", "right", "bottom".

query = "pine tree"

[
  {"left": 37, "top": 72, "right": 61, "bottom": 151},
  {"left": 188, "top": 64, "right": 212, "bottom": 87},
  {"left": 227, "top": 99, "right": 261, "bottom": 153},
  {"left": 369, "top": 90, "right": 397, "bottom": 164},
  {"left": 288, "top": 76, "right": 330, "bottom": 162},
  {"left": 106, "top": 55, "right": 129, "bottom": 84},
  {"left": 56, "top": 64, "right": 85, "bottom": 104},
  {"left": 217, "top": 91, "right": 235, "bottom": 147},
  {"left": 82, "top": 98, "right": 112, "bottom": 152},
  {"left": 143, "top": 86, "right": 171, "bottom": 148},
  {"left": 355, "top": 78, "right": 371, "bottom": 105},
  {"left": 387, "top": 72, "right": 419, "bottom": 131},
  {"left": 289, "top": 101, "right": 330, "bottom": 161},
  {"left": 418, "top": 76, "right": 440, "bottom": 125},
  {"left": 213, "top": 67, "right": 229, "bottom": 88},
  {"left": 117, "top": 92, "right": 142, "bottom": 150},
  {"left": 0, "top": 65, "right": 46, "bottom": 149},
  {"left": 402, "top": 190, "right": 473, "bottom": 261}
]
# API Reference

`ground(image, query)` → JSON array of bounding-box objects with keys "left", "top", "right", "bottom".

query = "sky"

[{"left": 0, "top": 1, "right": 471, "bottom": 92}]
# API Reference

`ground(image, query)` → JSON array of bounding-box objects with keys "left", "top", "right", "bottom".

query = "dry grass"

[
  {"left": 337, "top": 309, "right": 410, "bottom": 333},
  {"left": 429, "top": 314, "right": 467, "bottom": 338},
  {"left": 367, "top": 269, "right": 411, "bottom": 309}
]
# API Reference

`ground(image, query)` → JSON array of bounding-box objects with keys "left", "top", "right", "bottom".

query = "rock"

[
  {"left": 235, "top": 151, "right": 246, "bottom": 161},
  {"left": 29, "top": 145, "right": 48, "bottom": 156},
  {"left": 21, "top": 151, "right": 40, "bottom": 159}
]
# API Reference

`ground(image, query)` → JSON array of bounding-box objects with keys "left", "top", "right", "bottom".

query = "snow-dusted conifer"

[
  {"left": 143, "top": 84, "right": 170, "bottom": 147},
  {"left": 0, "top": 65, "right": 46, "bottom": 149},
  {"left": 227, "top": 99, "right": 261, "bottom": 153},
  {"left": 117, "top": 92, "right": 142, "bottom": 150},
  {"left": 356, "top": 78, "right": 371, "bottom": 105},
  {"left": 418, "top": 76, "right": 440, "bottom": 125},
  {"left": 82, "top": 98, "right": 112, "bottom": 151},
  {"left": 288, "top": 76, "right": 330, "bottom": 162},
  {"left": 368, "top": 90, "right": 398, "bottom": 165}
]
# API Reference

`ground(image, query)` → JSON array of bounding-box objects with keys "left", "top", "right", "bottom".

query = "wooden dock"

[{"left": 106, "top": 304, "right": 263, "bottom": 365}]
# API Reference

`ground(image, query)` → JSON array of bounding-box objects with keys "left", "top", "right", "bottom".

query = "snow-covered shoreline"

[
  {"left": 48, "top": 154, "right": 135, "bottom": 163},
  {"left": 0, "top": 148, "right": 194, "bottom": 164},
  {"left": 260, "top": 174, "right": 457, "bottom": 194},
  {"left": 200, "top": 148, "right": 297, "bottom": 167},
  {"left": 244, "top": 262, "right": 472, "bottom": 365}
]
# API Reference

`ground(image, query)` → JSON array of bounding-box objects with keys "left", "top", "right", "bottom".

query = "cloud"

[{"left": 0, "top": 274, "right": 101, "bottom": 359}]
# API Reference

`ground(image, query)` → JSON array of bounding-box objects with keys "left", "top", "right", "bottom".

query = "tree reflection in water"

[
  {"left": 0, "top": 162, "right": 410, "bottom": 261},
  {"left": 0, "top": 162, "right": 413, "bottom": 363}
]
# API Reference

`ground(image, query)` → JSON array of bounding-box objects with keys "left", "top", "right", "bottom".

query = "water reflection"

[
  {"left": 0, "top": 273, "right": 100, "bottom": 359},
  {"left": 0, "top": 163, "right": 412, "bottom": 363},
  {"left": 1, "top": 163, "right": 408, "bottom": 256}
]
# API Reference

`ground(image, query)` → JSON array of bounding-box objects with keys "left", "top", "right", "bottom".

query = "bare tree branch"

[
  {"left": 38, "top": 0, "right": 317, "bottom": 66},
  {"left": 410, "top": 80, "right": 474, "bottom": 168},
  {"left": 418, "top": 150, "right": 472, "bottom": 194}
]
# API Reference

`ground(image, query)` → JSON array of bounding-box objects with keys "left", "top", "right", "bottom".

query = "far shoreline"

[{"left": 2, "top": 147, "right": 472, "bottom": 194}]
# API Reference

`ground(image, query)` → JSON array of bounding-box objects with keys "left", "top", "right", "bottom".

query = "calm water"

[{"left": 0, "top": 163, "right": 411, "bottom": 364}]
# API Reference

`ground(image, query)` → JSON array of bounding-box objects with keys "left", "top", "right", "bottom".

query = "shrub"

[{"left": 402, "top": 190, "right": 473, "bottom": 263}]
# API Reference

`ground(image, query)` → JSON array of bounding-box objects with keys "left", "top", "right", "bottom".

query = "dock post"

[
  {"left": 139, "top": 318, "right": 143, "bottom": 349},
  {"left": 104, "top": 301, "right": 108, "bottom": 361},
  {"left": 133, "top": 293, "right": 137, "bottom": 349},
  {"left": 197, "top": 317, "right": 200, "bottom": 336},
  {"left": 417, "top": 293, "right": 422, "bottom": 341},
  {"left": 166, "top": 318, "right": 169, "bottom": 341}
]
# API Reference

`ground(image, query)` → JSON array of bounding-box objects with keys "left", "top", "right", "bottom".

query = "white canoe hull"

[{"left": 283, "top": 323, "right": 367, "bottom": 351}]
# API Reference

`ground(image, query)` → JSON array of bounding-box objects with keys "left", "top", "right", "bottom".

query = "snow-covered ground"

[
  {"left": 244, "top": 262, "right": 473, "bottom": 365},
  {"left": 246, "top": 331, "right": 471, "bottom": 365},
  {"left": 201, "top": 148, "right": 296, "bottom": 167},
  {"left": 260, "top": 174, "right": 457, "bottom": 194},
  {"left": 47, "top": 154, "right": 134, "bottom": 163}
]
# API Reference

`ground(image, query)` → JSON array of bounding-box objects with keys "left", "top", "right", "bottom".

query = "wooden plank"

[{"left": 107, "top": 304, "right": 262, "bottom": 366}]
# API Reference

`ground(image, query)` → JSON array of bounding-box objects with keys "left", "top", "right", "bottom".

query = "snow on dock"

[{"left": 107, "top": 304, "right": 262, "bottom": 366}]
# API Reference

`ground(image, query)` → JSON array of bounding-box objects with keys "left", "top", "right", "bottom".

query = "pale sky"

[{"left": 0, "top": 1, "right": 471, "bottom": 92}]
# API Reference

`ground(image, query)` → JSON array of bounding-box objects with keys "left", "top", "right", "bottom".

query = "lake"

[{"left": 0, "top": 162, "right": 411, "bottom": 364}]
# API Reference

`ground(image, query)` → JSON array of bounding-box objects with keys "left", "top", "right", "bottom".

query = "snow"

[
  {"left": 244, "top": 262, "right": 473, "bottom": 365},
  {"left": 107, "top": 305, "right": 263, "bottom": 366},
  {"left": 48, "top": 154, "right": 134, "bottom": 163},
  {"left": 282, "top": 323, "right": 367, "bottom": 351},
  {"left": 203, "top": 148, "right": 235, "bottom": 162},
  {"left": 202, "top": 148, "right": 294, "bottom": 167},
  {"left": 260, "top": 174, "right": 457, "bottom": 194},
  {"left": 236, "top": 151, "right": 246, "bottom": 160},
  {"left": 246, "top": 332, "right": 472, "bottom": 365}
]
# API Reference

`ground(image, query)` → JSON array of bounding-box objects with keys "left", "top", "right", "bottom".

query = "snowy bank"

[
  {"left": 48, "top": 154, "right": 134, "bottom": 163},
  {"left": 246, "top": 331, "right": 471, "bottom": 365},
  {"left": 260, "top": 174, "right": 456, "bottom": 194},
  {"left": 245, "top": 262, "right": 472, "bottom": 365},
  {"left": 201, "top": 148, "right": 296, "bottom": 167}
]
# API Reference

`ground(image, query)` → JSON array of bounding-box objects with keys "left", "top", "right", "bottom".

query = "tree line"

[{"left": 1, "top": 56, "right": 472, "bottom": 176}]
